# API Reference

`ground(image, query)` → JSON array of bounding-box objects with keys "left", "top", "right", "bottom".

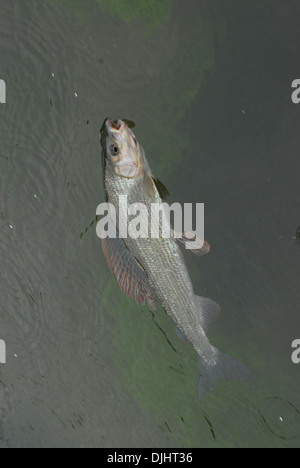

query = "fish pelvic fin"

[
  {"left": 175, "top": 233, "right": 210, "bottom": 256},
  {"left": 198, "top": 349, "right": 250, "bottom": 400},
  {"left": 102, "top": 233, "right": 156, "bottom": 311}
]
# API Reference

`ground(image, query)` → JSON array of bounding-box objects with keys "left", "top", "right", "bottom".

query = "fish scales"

[{"left": 104, "top": 139, "right": 216, "bottom": 364}]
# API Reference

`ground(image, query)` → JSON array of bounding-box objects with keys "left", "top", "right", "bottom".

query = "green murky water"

[{"left": 0, "top": 0, "right": 299, "bottom": 448}]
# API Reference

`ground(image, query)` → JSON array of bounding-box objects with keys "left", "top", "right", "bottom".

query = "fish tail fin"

[{"left": 197, "top": 349, "right": 250, "bottom": 400}]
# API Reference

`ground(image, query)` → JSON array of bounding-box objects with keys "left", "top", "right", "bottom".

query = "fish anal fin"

[{"left": 195, "top": 296, "right": 221, "bottom": 332}]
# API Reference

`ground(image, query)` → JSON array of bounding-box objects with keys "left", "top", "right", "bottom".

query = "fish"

[{"left": 100, "top": 118, "right": 249, "bottom": 398}]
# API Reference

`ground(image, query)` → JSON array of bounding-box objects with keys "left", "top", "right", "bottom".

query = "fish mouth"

[
  {"left": 106, "top": 119, "right": 125, "bottom": 133},
  {"left": 106, "top": 119, "right": 138, "bottom": 147}
]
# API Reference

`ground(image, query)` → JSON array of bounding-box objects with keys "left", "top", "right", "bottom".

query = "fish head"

[{"left": 102, "top": 119, "right": 144, "bottom": 178}]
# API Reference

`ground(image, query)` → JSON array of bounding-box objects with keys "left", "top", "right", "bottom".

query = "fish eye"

[{"left": 109, "top": 144, "right": 119, "bottom": 157}]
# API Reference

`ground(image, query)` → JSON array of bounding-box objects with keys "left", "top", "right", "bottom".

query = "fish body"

[{"left": 100, "top": 119, "right": 248, "bottom": 396}]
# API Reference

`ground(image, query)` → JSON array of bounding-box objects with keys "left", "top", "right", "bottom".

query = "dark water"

[{"left": 0, "top": 0, "right": 299, "bottom": 448}]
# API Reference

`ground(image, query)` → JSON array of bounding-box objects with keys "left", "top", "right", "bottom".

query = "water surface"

[{"left": 0, "top": 0, "right": 299, "bottom": 448}]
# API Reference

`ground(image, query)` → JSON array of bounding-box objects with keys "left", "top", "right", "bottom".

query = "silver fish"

[{"left": 100, "top": 119, "right": 248, "bottom": 397}]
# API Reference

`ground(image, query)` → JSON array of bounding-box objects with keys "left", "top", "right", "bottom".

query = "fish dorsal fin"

[
  {"left": 102, "top": 232, "right": 156, "bottom": 311},
  {"left": 195, "top": 296, "right": 221, "bottom": 332},
  {"left": 152, "top": 177, "right": 170, "bottom": 200}
]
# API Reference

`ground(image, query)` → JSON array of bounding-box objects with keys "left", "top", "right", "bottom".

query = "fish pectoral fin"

[
  {"left": 102, "top": 234, "right": 156, "bottom": 311},
  {"left": 152, "top": 177, "right": 170, "bottom": 200},
  {"left": 175, "top": 232, "right": 210, "bottom": 256},
  {"left": 195, "top": 296, "right": 221, "bottom": 332}
]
